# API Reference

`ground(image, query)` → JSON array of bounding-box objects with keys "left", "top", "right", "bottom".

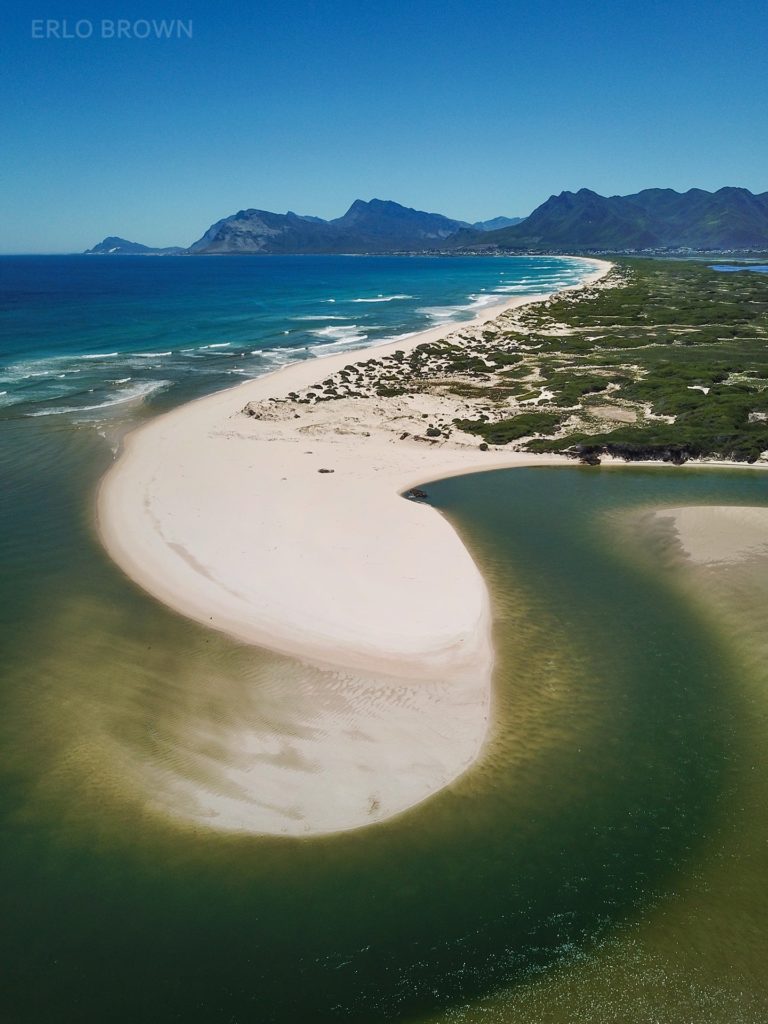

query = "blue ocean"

[{"left": 0, "top": 254, "right": 594, "bottom": 420}]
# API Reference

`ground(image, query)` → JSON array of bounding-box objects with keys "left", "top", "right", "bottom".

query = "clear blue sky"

[{"left": 1, "top": 0, "right": 766, "bottom": 252}]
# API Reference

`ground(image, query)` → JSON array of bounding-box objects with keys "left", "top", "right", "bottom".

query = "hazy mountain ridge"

[
  {"left": 471, "top": 187, "right": 768, "bottom": 250},
  {"left": 472, "top": 216, "right": 524, "bottom": 231},
  {"left": 186, "top": 199, "right": 481, "bottom": 254},
  {"left": 85, "top": 236, "right": 184, "bottom": 255},
  {"left": 85, "top": 200, "right": 521, "bottom": 255},
  {"left": 84, "top": 187, "right": 768, "bottom": 256}
]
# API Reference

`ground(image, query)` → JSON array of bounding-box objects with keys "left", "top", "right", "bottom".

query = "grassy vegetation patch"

[
  {"left": 509, "top": 258, "right": 768, "bottom": 461},
  {"left": 454, "top": 411, "right": 564, "bottom": 445},
  {"left": 543, "top": 371, "right": 614, "bottom": 406}
]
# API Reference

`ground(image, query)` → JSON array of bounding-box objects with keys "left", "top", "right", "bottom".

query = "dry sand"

[{"left": 97, "top": 259, "right": 611, "bottom": 836}]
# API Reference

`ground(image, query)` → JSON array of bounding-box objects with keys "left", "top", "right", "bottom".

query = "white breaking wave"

[
  {"left": 466, "top": 293, "right": 501, "bottom": 309},
  {"left": 418, "top": 291, "right": 507, "bottom": 324},
  {"left": 134, "top": 351, "right": 172, "bottom": 357},
  {"left": 25, "top": 380, "right": 171, "bottom": 417},
  {"left": 0, "top": 359, "right": 78, "bottom": 382},
  {"left": 349, "top": 294, "right": 414, "bottom": 303},
  {"left": 291, "top": 325, "right": 420, "bottom": 363},
  {"left": 369, "top": 330, "right": 418, "bottom": 345},
  {"left": 291, "top": 315, "right": 351, "bottom": 321},
  {"left": 76, "top": 351, "right": 119, "bottom": 359},
  {"left": 310, "top": 324, "right": 365, "bottom": 341},
  {"left": 260, "top": 350, "right": 299, "bottom": 367},
  {"left": 0, "top": 391, "right": 24, "bottom": 408},
  {"left": 418, "top": 306, "right": 459, "bottom": 321},
  {"left": 310, "top": 336, "right": 368, "bottom": 356},
  {"left": 200, "top": 342, "right": 231, "bottom": 349}
]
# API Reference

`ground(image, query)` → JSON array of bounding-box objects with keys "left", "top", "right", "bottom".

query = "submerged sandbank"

[{"left": 655, "top": 505, "right": 768, "bottom": 564}]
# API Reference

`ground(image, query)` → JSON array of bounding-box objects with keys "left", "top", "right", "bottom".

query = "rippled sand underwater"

[{"left": 3, "top": 416, "right": 768, "bottom": 1022}]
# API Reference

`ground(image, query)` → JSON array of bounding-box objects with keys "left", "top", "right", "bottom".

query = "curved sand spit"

[{"left": 98, "top": 260, "right": 611, "bottom": 836}]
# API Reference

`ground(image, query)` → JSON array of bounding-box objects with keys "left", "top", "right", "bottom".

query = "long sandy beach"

[{"left": 97, "top": 259, "right": 611, "bottom": 835}]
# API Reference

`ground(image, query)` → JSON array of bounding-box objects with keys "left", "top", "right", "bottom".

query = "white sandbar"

[{"left": 98, "top": 259, "right": 611, "bottom": 835}]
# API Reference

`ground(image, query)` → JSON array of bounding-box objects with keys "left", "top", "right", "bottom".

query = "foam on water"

[
  {"left": 310, "top": 334, "right": 368, "bottom": 354},
  {"left": 309, "top": 324, "right": 365, "bottom": 340},
  {"left": 467, "top": 292, "right": 501, "bottom": 308},
  {"left": 291, "top": 315, "right": 351, "bottom": 321},
  {"left": 349, "top": 293, "right": 414, "bottom": 302},
  {"left": 25, "top": 379, "right": 171, "bottom": 417},
  {"left": 419, "top": 291, "right": 502, "bottom": 323}
]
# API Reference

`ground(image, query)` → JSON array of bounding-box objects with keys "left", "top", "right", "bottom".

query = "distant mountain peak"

[
  {"left": 185, "top": 198, "right": 475, "bottom": 254},
  {"left": 455, "top": 186, "right": 768, "bottom": 251},
  {"left": 88, "top": 186, "right": 767, "bottom": 257},
  {"left": 84, "top": 236, "right": 183, "bottom": 255},
  {"left": 472, "top": 216, "right": 524, "bottom": 232}
]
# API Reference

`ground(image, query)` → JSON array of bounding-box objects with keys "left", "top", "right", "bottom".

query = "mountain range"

[
  {"left": 467, "top": 187, "right": 768, "bottom": 250},
  {"left": 185, "top": 199, "right": 482, "bottom": 254},
  {"left": 86, "top": 203, "right": 522, "bottom": 257},
  {"left": 85, "top": 188, "right": 768, "bottom": 256}
]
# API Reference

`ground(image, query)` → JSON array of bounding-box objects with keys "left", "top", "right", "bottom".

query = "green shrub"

[{"left": 454, "top": 412, "right": 563, "bottom": 445}]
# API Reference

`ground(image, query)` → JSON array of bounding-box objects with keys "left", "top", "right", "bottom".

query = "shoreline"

[
  {"left": 97, "top": 257, "right": 612, "bottom": 836},
  {"left": 98, "top": 257, "right": 611, "bottom": 672}
]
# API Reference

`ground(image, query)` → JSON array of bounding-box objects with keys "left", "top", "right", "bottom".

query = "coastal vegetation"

[
  {"left": 258, "top": 259, "right": 768, "bottom": 465},
  {"left": 523, "top": 259, "right": 768, "bottom": 462}
]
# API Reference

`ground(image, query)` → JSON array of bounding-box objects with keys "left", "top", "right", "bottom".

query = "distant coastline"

[{"left": 81, "top": 185, "right": 768, "bottom": 259}]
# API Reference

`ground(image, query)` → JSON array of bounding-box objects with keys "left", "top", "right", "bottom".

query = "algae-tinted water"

[
  {"left": 422, "top": 466, "right": 768, "bottom": 1023},
  {"left": 3, "top": 434, "right": 768, "bottom": 1022}
]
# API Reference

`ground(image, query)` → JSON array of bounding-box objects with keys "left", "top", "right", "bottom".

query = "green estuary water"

[{"left": 2, "top": 416, "right": 768, "bottom": 1022}]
